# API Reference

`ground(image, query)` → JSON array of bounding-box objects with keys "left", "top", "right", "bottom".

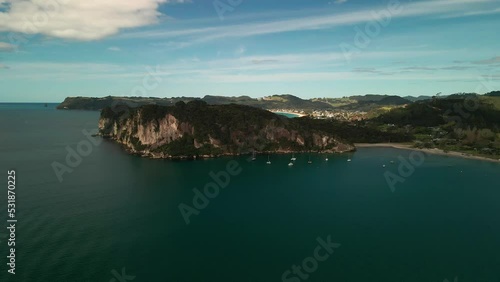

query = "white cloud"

[
  {"left": 0, "top": 0, "right": 189, "bottom": 41},
  {"left": 0, "top": 41, "right": 15, "bottom": 51},
  {"left": 436, "top": 7, "right": 500, "bottom": 18},
  {"left": 108, "top": 46, "right": 121, "bottom": 52}
]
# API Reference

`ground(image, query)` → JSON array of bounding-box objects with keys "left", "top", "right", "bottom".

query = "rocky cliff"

[{"left": 98, "top": 101, "right": 355, "bottom": 159}]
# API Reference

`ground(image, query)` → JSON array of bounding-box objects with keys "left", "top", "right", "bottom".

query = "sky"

[{"left": 0, "top": 0, "right": 499, "bottom": 102}]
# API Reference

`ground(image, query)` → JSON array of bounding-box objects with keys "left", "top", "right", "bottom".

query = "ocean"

[{"left": 0, "top": 103, "right": 499, "bottom": 282}]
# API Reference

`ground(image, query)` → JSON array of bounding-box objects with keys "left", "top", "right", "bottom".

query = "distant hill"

[
  {"left": 371, "top": 94, "right": 500, "bottom": 158},
  {"left": 376, "top": 95, "right": 500, "bottom": 127},
  {"left": 57, "top": 96, "right": 196, "bottom": 111},
  {"left": 403, "top": 96, "right": 433, "bottom": 102},
  {"left": 57, "top": 93, "right": 499, "bottom": 115},
  {"left": 376, "top": 96, "right": 410, "bottom": 105},
  {"left": 486, "top": 91, "right": 500, "bottom": 97},
  {"left": 58, "top": 94, "right": 334, "bottom": 111},
  {"left": 337, "top": 95, "right": 411, "bottom": 112},
  {"left": 350, "top": 94, "right": 390, "bottom": 102},
  {"left": 262, "top": 94, "right": 333, "bottom": 110}
]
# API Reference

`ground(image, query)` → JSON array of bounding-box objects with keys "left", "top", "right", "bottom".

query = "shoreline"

[
  {"left": 271, "top": 111, "right": 307, "bottom": 117},
  {"left": 355, "top": 143, "right": 500, "bottom": 163}
]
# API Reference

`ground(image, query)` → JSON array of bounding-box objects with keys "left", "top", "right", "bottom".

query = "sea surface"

[
  {"left": 274, "top": 112, "right": 300, "bottom": 118},
  {"left": 0, "top": 103, "right": 499, "bottom": 282}
]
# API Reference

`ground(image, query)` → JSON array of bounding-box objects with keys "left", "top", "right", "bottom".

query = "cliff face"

[{"left": 98, "top": 101, "right": 354, "bottom": 159}]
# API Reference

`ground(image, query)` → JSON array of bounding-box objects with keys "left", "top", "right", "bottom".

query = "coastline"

[
  {"left": 355, "top": 143, "right": 500, "bottom": 163},
  {"left": 271, "top": 111, "right": 307, "bottom": 117}
]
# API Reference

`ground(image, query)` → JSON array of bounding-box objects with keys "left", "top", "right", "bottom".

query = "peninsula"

[{"left": 97, "top": 100, "right": 409, "bottom": 159}]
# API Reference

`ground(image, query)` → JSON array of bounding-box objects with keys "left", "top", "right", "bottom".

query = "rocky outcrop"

[{"left": 98, "top": 101, "right": 355, "bottom": 159}]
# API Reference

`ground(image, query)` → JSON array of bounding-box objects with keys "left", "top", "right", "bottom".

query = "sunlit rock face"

[{"left": 99, "top": 102, "right": 355, "bottom": 159}]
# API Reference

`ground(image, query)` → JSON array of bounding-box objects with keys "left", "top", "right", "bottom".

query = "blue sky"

[{"left": 0, "top": 0, "right": 499, "bottom": 102}]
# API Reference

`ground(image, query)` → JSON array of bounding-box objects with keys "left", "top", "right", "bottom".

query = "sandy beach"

[{"left": 355, "top": 143, "right": 500, "bottom": 163}]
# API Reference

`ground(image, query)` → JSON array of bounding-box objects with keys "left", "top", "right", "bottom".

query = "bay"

[{"left": 0, "top": 103, "right": 499, "bottom": 282}]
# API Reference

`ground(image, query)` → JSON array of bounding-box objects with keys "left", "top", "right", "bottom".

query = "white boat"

[
  {"left": 307, "top": 155, "right": 312, "bottom": 164},
  {"left": 347, "top": 159, "right": 351, "bottom": 162},
  {"left": 251, "top": 151, "right": 256, "bottom": 161},
  {"left": 291, "top": 153, "right": 296, "bottom": 161},
  {"left": 325, "top": 156, "right": 329, "bottom": 161},
  {"left": 288, "top": 162, "right": 294, "bottom": 166},
  {"left": 266, "top": 155, "right": 271, "bottom": 165}
]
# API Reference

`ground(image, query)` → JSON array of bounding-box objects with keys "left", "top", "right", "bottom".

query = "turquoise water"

[
  {"left": 274, "top": 112, "right": 300, "bottom": 118},
  {"left": 0, "top": 103, "right": 499, "bottom": 282}
]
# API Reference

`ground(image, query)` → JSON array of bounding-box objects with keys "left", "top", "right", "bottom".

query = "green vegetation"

[
  {"left": 59, "top": 94, "right": 413, "bottom": 114},
  {"left": 480, "top": 95, "right": 500, "bottom": 110},
  {"left": 100, "top": 100, "right": 412, "bottom": 158},
  {"left": 373, "top": 95, "right": 500, "bottom": 159},
  {"left": 95, "top": 92, "right": 500, "bottom": 159}
]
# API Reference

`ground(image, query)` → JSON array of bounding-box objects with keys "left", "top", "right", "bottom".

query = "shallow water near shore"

[{"left": 0, "top": 104, "right": 499, "bottom": 282}]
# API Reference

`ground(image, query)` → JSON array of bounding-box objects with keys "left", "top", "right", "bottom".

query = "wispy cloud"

[
  {"left": 333, "top": 0, "right": 348, "bottom": 5},
  {"left": 352, "top": 67, "right": 380, "bottom": 73},
  {"left": 472, "top": 56, "right": 500, "bottom": 65},
  {"left": 2, "top": 50, "right": 464, "bottom": 82},
  {"left": 440, "top": 66, "right": 473, "bottom": 71},
  {"left": 0, "top": 42, "right": 15, "bottom": 52},
  {"left": 437, "top": 7, "right": 500, "bottom": 19},
  {"left": 402, "top": 66, "right": 437, "bottom": 71},
  {"left": 119, "top": 0, "right": 496, "bottom": 47},
  {"left": 107, "top": 46, "right": 121, "bottom": 52}
]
